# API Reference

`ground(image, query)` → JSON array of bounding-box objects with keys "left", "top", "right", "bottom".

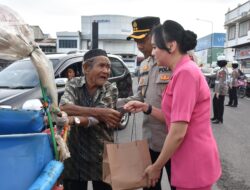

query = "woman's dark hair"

[
  {"left": 151, "top": 24, "right": 169, "bottom": 52},
  {"left": 162, "top": 20, "right": 197, "bottom": 54}
]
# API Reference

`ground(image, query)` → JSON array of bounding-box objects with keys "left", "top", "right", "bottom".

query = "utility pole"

[{"left": 92, "top": 21, "right": 98, "bottom": 49}]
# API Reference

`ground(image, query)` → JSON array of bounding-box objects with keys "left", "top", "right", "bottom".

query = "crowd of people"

[{"left": 57, "top": 17, "right": 223, "bottom": 190}]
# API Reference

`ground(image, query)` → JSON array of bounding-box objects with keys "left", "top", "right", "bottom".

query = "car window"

[
  {"left": 0, "top": 60, "right": 39, "bottom": 88},
  {"left": 0, "top": 59, "right": 60, "bottom": 88},
  {"left": 55, "top": 56, "right": 83, "bottom": 78},
  {"left": 61, "top": 62, "right": 82, "bottom": 78},
  {"left": 109, "top": 57, "right": 126, "bottom": 77}
]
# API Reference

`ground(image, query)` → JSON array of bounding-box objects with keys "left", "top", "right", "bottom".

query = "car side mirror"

[{"left": 55, "top": 78, "right": 68, "bottom": 87}]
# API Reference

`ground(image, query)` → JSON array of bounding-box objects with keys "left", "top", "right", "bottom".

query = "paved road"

[
  {"left": 212, "top": 95, "right": 250, "bottom": 190},
  {"left": 88, "top": 77, "right": 250, "bottom": 190}
]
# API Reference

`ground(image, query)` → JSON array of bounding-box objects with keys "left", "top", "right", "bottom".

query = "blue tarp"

[{"left": 0, "top": 133, "right": 53, "bottom": 190}]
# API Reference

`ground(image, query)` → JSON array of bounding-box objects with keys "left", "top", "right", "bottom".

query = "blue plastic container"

[
  {"left": 0, "top": 108, "right": 45, "bottom": 134},
  {"left": 29, "top": 160, "right": 64, "bottom": 190},
  {"left": 0, "top": 133, "right": 53, "bottom": 190}
]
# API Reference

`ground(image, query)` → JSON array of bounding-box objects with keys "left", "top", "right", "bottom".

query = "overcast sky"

[{"left": 0, "top": 0, "right": 247, "bottom": 38}]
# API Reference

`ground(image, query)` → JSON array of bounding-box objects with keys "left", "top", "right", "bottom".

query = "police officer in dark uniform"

[
  {"left": 226, "top": 60, "right": 240, "bottom": 107},
  {"left": 211, "top": 55, "right": 229, "bottom": 124},
  {"left": 118, "top": 16, "right": 173, "bottom": 190}
]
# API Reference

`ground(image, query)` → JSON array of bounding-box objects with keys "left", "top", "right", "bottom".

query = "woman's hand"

[
  {"left": 123, "top": 101, "right": 148, "bottom": 113},
  {"left": 143, "top": 164, "right": 161, "bottom": 188}
]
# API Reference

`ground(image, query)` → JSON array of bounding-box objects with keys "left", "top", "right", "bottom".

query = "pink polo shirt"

[{"left": 162, "top": 55, "right": 221, "bottom": 188}]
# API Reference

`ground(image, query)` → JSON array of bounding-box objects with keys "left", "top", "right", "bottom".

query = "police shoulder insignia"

[
  {"left": 160, "top": 74, "right": 170, "bottom": 80},
  {"left": 143, "top": 65, "right": 149, "bottom": 71}
]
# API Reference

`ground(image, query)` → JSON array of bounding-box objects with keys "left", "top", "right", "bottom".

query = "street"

[
  {"left": 213, "top": 95, "right": 250, "bottom": 189},
  {"left": 88, "top": 77, "right": 250, "bottom": 190}
]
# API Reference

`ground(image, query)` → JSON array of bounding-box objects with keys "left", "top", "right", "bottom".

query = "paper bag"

[{"left": 103, "top": 139, "right": 152, "bottom": 190}]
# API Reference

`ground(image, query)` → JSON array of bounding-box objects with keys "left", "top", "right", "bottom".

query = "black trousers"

[
  {"left": 143, "top": 149, "right": 176, "bottom": 190},
  {"left": 63, "top": 179, "right": 112, "bottom": 190},
  {"left": 212, "top": 94, "right": 225, "bottom": 122},
  {"left": 228, "top": 87, "right": 238, "bottom": 106}
]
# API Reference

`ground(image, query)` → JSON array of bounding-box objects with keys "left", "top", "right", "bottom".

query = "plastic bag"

[{"left": 0, "top": 4, "right": 58, "bottom": 112}]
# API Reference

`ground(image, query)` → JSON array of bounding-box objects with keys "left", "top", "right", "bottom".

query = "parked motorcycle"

[{"left": 237, "top": 76, "right": 247, "bottom": 98}]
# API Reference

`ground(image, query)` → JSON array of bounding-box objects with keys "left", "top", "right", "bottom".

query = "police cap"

[
  {"left": 217, "top": 55, "right": 227, "bottom": 62},
  {"left": 127, "top": 16, "right": 160, "bottom": 40}
]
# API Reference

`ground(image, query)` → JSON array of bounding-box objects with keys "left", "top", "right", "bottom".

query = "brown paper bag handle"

[
  {"left": 131, "top": 113, "right": 137, "bottom": 142},
  {"left": 115, "top": 113, "right": 138, "bottom": 148}
]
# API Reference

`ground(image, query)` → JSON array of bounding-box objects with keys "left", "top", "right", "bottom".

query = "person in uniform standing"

[
  {"left": 226, "top": 60, "right": 239, "bottom": 107},
  {"left": 118, "top": 16, "right": 173, "bottom": 190},
  {"left": 211, "top": 55, "right": 229, "bottom": 124}
]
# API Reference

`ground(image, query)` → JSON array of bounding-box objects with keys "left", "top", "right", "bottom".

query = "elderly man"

[{"left": 59, "top": 49, "right": 121, "bottom": 190}]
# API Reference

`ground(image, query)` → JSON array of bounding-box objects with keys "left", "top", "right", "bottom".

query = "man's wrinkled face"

[{"left": 86, "top": 56, "right": 111, "bottom": 87}]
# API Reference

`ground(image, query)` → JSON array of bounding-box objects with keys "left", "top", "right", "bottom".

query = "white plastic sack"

[{"left": 0, "top": 4, "right": 58, "bottom": 112}]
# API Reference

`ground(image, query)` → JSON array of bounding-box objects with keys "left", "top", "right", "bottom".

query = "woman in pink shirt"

[{"left": 124, "top": 21, "right": 221, "bottom": 190}]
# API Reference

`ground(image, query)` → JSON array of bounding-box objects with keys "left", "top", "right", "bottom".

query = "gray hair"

[{"left": 83, "top": 57, "right": 96, "bottom": 70}]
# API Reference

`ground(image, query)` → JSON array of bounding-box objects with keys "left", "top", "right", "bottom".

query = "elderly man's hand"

[
  {"left": 96, "top": 108, "right": 122, "bottom": 128},
  {"left": 56, "top": 111, "right": 69, "bottom": 129}
]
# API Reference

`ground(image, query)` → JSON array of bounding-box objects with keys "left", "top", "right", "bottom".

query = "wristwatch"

[{"left": 73, "top": 117, "right": 80, "bottom": 126}]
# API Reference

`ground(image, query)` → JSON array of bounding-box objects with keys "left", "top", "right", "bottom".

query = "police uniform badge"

[{"left": 133, "top": 21, "right": 138, "bottom": 31}]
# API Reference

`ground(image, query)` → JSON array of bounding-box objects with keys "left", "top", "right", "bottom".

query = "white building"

[
  {"left": 57, "top": 15, "right": 140, "bottom": 56},
  {"left": 224, "top": 0, "right": 250, "bottom": 68}
]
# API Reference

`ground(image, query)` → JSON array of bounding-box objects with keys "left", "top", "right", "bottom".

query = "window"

[
  {"left": 59, "top": 40, "right": 77, "bottom": 48},
  {"left": 109, "top": 57, "right": 125, "bottom": 77},
  {"left": 61, "top": 62, "right": 82, "bottom": 78},
  {"left": 228, "top": 25, "right": 236, "bottom": 40},
  {"left": 41, "top": 46, "right": 56, "bottom": 53},
  {"left": 239, "top": 20, "right": 250, "bottom": 37}
]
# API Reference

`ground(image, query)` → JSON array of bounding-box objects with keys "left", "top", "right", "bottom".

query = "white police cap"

[{"left": 217, "top": 55, "right": 227, "bottom": 61}]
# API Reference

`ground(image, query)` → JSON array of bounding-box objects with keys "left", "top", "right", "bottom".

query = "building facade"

[
  {"left": 224, "top": 0, "right": 250, "bottom": 68},
  {"left": 56, "top": 15, "right": 140, "bottom": 56},
  {"left": 30, "top": 25, "right": 57, "bottom": 53},
  {"left": 195, "top": 33, "right": 226, "bottom": 66}
]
